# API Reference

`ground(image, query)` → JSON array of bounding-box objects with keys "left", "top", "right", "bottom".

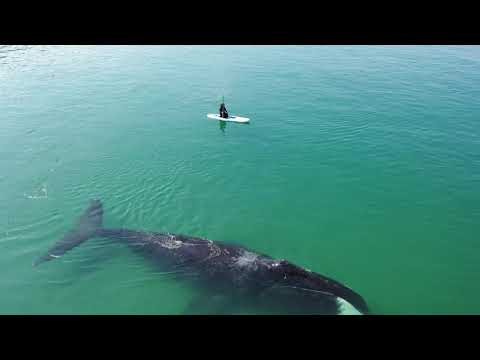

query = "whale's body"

[{"left": 34, "top": 200, "right": 368, "bottom": 315}]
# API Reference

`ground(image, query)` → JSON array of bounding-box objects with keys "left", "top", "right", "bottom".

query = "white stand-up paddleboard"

[{"left": 207, "top": 114, "right": 250, "bottom": 123}]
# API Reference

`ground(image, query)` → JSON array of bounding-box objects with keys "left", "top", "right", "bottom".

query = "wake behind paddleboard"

[{"left": 207, "top": 114, "right": 250, "bottom": 123}]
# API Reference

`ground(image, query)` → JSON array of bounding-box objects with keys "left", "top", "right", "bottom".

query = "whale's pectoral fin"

[
  {"left": 182, "top": 293, "right": 235, "bottom": 315},
  {"left": 257, "top": 285, "right": 341, "bottom": 314},
  {"left": 33, "top": 199, "right": 104, "bottom": 266}
]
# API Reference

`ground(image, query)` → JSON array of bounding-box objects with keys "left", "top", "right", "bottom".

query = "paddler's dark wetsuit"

[{"left": 219, "top": 103, "right": 229, "bottom": 119}]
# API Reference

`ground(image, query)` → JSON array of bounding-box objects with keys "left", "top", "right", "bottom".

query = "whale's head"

[{"left": 264, "top": 259, "right": 369, "bottom": 315}]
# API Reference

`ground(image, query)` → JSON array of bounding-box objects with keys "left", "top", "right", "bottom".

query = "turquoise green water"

[{"left": 1, "top": 45, "right": 479, "bottom": 314}]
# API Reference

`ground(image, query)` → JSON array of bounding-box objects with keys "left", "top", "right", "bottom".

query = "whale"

[{"left": 34, "top": 199, "right": 369, "bottom": 315}]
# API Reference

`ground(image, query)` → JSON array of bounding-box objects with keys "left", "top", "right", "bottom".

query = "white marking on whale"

[
  {"left": 337, "top": 297, "right": 363, "bottom": 315},
  {"left": 235, "top": 250, "right": 259, "bottom": 269}
]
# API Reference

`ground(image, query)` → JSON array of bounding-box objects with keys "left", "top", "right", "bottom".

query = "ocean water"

[{"left": 1, "top": 45, "right": 479, "bottom": 315}]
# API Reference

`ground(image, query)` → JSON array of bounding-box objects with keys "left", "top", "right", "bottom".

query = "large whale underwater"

[{"left": 34, "top": 199, "right": 369, "bottom": 315}]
